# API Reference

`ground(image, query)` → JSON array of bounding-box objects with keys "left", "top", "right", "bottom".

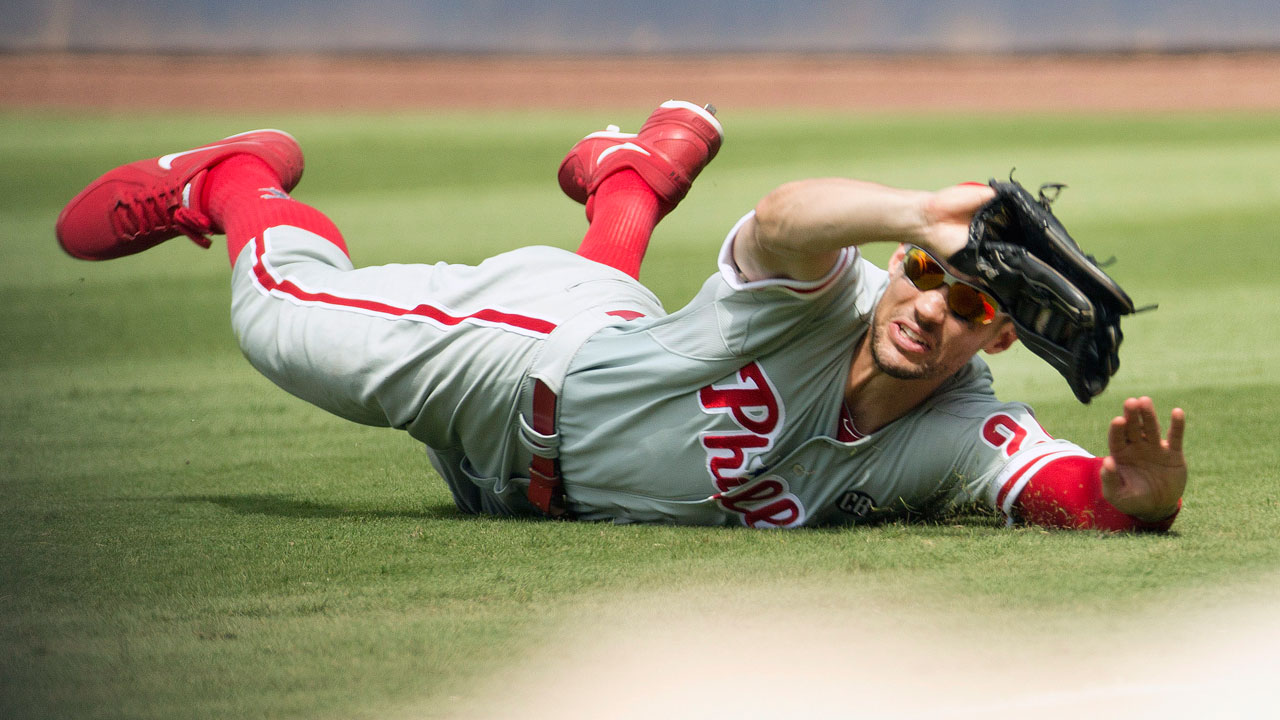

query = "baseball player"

[{"left": 56, "top": 100, "right": 1187, "bottom": 531}]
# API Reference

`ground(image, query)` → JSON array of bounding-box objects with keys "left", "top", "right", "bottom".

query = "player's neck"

[{"left": 844, "top": 338, "right": 948, "bottom": 433}]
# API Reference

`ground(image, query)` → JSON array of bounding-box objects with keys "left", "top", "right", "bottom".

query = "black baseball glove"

[{"left": 949, "top": 179, "right": 1143, "bottom": 403}]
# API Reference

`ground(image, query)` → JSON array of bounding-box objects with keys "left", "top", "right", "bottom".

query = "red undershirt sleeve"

[{"left": 1008, "top": 455, "right": 1180, "bottom": 532}]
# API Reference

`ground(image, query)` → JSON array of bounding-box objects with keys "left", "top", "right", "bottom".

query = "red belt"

[{"left": 526, "top": 379, "right": 571, "bottom": 518}]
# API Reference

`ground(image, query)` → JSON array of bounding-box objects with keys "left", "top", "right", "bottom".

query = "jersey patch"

[{"left": 836, "top": 490, "right": 876, "bottom": 520}]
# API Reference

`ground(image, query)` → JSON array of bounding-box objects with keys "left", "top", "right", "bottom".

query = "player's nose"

[{"left": 915, "top": 285, "right": 949, "bottom": 326}]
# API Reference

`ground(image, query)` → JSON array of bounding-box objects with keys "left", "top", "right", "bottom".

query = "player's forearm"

[
  {"left": 755, "top": 178, "right": 933, "bottom": 249},
  {"left": 737, "top": 178, "right": 932, "bottom": 281}
]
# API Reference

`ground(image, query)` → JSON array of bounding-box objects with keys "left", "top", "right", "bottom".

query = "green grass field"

[{"left": 3, "top": 108, "right": 1279, "bottom": 718}]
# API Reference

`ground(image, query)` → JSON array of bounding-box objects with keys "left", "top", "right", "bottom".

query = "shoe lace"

[{"left": 111, "top": 181, "right": 214, "bottom": 248}]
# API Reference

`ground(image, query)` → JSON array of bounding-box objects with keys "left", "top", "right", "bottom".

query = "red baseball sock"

[
  {"left": 576, "top": 170, "right": 671, "bottom": 279},
  {"left": 202, "top": 155, "right": 349, "bottom": 266}
]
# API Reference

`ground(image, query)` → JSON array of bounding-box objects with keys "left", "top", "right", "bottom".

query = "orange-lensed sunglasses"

[{"left": 902, "top": 245, "right": 1001, "bottom": 326}]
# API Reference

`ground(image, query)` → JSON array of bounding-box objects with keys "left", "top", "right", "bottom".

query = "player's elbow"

[{"left": 753, "top": 180, "right": 811, "bottom": 248}]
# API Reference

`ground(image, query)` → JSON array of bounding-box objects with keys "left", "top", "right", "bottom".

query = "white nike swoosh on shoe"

[
  {"left": 157, "top": 147, "right": 210, "bottom": 170},
  {"left": 157, "top": 129, "right": 293, "bottom": 170},
  {"left": 597, "top": 142, "right": 651, "bottom": 162}
]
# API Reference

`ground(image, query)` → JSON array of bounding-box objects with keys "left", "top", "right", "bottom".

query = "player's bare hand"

[
  {"left": 921, "top": 182, "right": 996, "bottom": 259},
  {"left": 1100, "top": 396, "right": 1187, "bottom": 522}
]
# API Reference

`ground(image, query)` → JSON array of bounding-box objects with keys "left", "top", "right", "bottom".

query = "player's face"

[{"left": 868, "top": 245, "right": 1017, "bottom": 381}]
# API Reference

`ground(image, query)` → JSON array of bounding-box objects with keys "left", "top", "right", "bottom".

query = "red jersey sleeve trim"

[{"left": 994, "top": 447, "right": 1090, "bottom": 516}]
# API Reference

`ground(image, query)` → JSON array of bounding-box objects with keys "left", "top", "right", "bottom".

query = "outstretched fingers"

[
  {"left": 1107, "top": 412, "right": 1129, "bottom": 454},
  {"left": 1167, "top": 406, "right": 1187, "bottom": 454},
  {"left": 1109, "top": 396, "right": 1187, "bottom": 458},
  {"left": 1118, "top": 396, "right": 1164, "bottom": 445}
]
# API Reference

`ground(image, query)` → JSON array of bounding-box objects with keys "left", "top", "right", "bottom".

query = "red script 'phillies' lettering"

[
  {"left": 716, "top": 475, "right": 806, "bottom": 529},
  {"left": 698, "top": 362, "right": 784, "bottom": 487},
  {"left": 698, "top": 362, "right": 781, "bottom": 436},
  {"left": 698, "top": 363, "right": 805, "bottom": 528}
]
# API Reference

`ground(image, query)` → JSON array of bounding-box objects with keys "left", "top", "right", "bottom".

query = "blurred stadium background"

[{"left": 5, "top": 0, "right": 1280, "bottom": 54}]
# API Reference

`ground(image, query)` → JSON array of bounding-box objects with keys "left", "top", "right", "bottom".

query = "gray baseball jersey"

[
  {"left": 230, "top": 214, "right": 1091, "bottom": 527},
  {"left": 555, "top": 212, "right": 1091, "bottom": 526}
]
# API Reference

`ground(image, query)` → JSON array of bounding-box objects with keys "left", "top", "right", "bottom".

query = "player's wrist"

[{"left": 1127, "top": 498, "right": 1182, "bottom": 528}]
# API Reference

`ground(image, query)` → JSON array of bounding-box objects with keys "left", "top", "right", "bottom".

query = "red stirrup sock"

[
  {"left": 575, "top": 169, "right": 670, "bottom": 279},
  {"left": 203, "top": 154, "right": 349, "bottom": 266}
]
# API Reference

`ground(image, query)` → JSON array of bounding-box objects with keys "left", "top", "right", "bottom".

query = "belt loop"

[
  {"left": 520, "top": 308, "right": 617, "bottom": 520},
  {"left": 526, "top": 379, "right": 570, "bottom": 519}
]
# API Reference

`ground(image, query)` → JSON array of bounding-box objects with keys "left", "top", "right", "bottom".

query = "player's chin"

[
  {"left": 870, "top": 336, "right": 933, "bottom": 380},
  {"left": 878, "top": 358, "right": 934, "bottom": 381}
]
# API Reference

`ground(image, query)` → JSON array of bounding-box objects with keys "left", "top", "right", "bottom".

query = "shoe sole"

[{"left": 655, "top": 100, "right": 724, "bottom": 139}]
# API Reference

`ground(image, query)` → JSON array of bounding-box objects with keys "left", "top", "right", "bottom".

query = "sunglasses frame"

[{"left": 900, "top": 245, "right": 1001, "bottom": 326}]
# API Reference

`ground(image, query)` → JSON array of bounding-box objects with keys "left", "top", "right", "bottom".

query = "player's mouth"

[{"left": 891, "top": 321, "right": 932, "bottom": 354}]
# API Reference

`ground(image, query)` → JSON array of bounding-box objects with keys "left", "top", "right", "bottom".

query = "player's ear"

[
  {"left": 982, "top": 321, "right": 1018, "bottom": 355},
  {"left": 888, "top": 244, "right": 908, "bottom": 270}
]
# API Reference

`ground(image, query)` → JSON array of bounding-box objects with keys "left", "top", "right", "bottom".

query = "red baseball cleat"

[
  {"left": 556, "top": 124, "right": 638, "bottom": 205},
  {"left": 557, "top": 100, "right": 723, "bottom": 206},
  {"left": 56, "top": 129, "right": 304, "bottom": 260}
]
